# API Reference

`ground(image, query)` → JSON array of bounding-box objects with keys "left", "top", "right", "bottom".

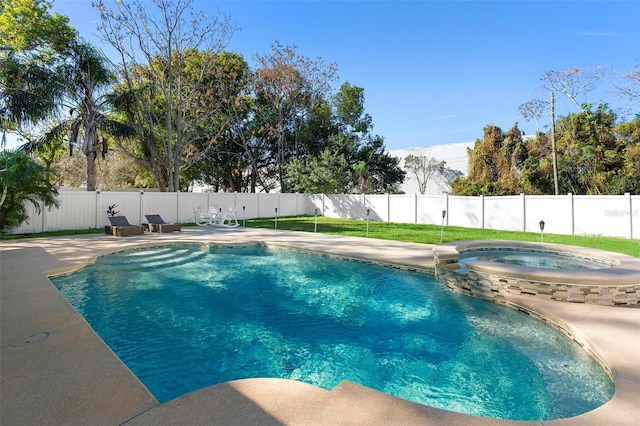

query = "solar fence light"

[
  {"left": 440, "top": 209, "right": 447, "bottom": 243},
  {"left": 366, "top": 208, "right": 370, "bottom": 237},
  {"left": 314, "top": 208, "right": 318, "bottom": 233}
]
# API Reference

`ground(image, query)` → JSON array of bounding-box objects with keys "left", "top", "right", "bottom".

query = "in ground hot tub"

[{"left": 434, "top": 241, "right": 640, "bottom": 306}]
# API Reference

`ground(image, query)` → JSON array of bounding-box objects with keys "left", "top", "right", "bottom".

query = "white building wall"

[{"left": 388, "top": 141, "right": 475, "bottom": 195}]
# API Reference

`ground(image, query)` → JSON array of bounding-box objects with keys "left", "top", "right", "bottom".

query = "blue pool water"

[
  {"left": 52, "top": 244, "right": 613, "bottom": 420},
  {"left": 459, "top": 249, "right": 612, "bottom": 270}
]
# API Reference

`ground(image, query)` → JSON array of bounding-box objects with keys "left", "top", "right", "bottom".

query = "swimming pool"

[{"left": 52, "top": 244, "right": 613, "bottom": 421}]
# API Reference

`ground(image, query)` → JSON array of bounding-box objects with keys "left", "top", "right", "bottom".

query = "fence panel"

[
  {"left": 99, "top": 192, "right": 143, "bottom": 225},
  {"left": 484, "top": 195, "right": 523, "bottom": 231},
  {"left": 182, "top": 193, "right": 210, "bottom": 223},
  {"left": 321, "top": 194, "right": 364, "bottom": 219},
  {"left": 278, "top": 193, "right": 300, "bottom": 217},
  {"left": 234, "top": 193, "right": 259, "bottom": 221},
  {"left": 142, "top": 192, "right": 179, "bottom": 223},
  {"left": 210, "top": 193, "right": 239, "bottom": 219},
  {"left": 574, "top": 195, "right": 632, "bottom": 238},
  {"left": 54, "top": 191, "right": 97, "bottom": 231},
  {"left": 525, "top": 195, "right": 572, "bottom": 235},
  {"left": 633, "top": 196, "right": 639, "bottom": 239},
  {"left": 448, "top": 196, "right": 482, "bottom": 229},
  {"left": 388, "top": 194, "right": 415, "bottom": 224},
  {"left": 363, "top": 195, "right": 387, "bottom": 222},
  {"left": 7, "top": 191, "right": 639, "bottom": 239},
  {"left": 11, "top": 202, "right": 42, "bottom": 234},
  {"left": 256, "top": 193, "right": 279, "bottom": 219},
  {"left": 416, "top": 195, "right": 445, "bottom": 225},
  {"left": 303, "top": 194, "right": 324, "bottom": 217}
]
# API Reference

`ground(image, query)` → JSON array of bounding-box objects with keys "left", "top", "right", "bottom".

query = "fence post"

[
  {"left": 480, "top": 195, "right": 484, "bottom": 229},
  {"left": 521, "top": 193, "right": 526, "bottom": 232},
  {"left": 625, "top": 192, "right": 632, "bottom": 239},
  {"left": 139, "top": 190, "right": 144, "bottom": 224},
  {"left": 444, "top": 193, "right": 449, "bottom": 226},
  {"left": 176, "top": 191, "right": 180, "bottom": 223},
  {"left": 362, "top": 194, "right": 367, "bottom": 220},
  {"left": 568, "top": 193, "right": 574, "bottom": 235},
  {"left": 414, "top": 193, "right": 418, "bottom": 224},
  {"left": 41, "top": 199, "right": 46, "bottom": 232},
  {"left": 386, "top": 193, "right": 390, "bottom": 222},
  {"left": 96, "top": 190, "right": 101, "bottom": 229}
]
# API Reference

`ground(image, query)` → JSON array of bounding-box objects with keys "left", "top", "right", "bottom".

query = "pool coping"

[{"left": 1, "top": 227, "right": 639, "bottom": 425}]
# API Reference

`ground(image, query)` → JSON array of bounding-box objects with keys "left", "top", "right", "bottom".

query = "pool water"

[
  {"left": 459, "top": 249, "right": 612, "bottom": 270},
  {"left": 52, "top": 245, "right": 613, "bottom": 420}
]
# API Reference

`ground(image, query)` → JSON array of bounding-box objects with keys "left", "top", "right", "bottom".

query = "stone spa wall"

[{"left": 434, "top": 241, "right": 640, "bottom": 307}]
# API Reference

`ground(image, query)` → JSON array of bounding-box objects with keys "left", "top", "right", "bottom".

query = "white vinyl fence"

[{"left": 10, "top": 190, "right": 639, "bottom": 239}]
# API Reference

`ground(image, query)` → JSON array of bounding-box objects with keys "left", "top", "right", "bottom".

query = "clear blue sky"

[{"left": 7, "top": 0, "right": 640, "bottom": 151}]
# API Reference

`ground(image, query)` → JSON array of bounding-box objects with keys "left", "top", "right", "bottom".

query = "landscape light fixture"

[
  {"left": 539, "top": 219, "right": 545, "bottom": 243},
  {"left": 366, "top": 208, "right": 370, "bottom": 237},
  {"left": 314, "top": 208, "right": 318, "bottom": 233},
  {"left": 242, "top": 206, "right": 246, "bottom": 227},
  {"left": 274, "top": 207, "right": 278, "bottom": 229},
  {"left": 440, "top": 209, "right": 447, "bottom": 243}
]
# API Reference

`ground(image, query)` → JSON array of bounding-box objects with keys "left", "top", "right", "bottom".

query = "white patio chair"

[{"left": 221, "top": 206, "right": 239, "bottom": 228}]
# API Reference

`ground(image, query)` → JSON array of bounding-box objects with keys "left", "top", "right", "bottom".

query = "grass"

[
  {"left": 244, "top": 216, "right": 640, "bottom": 257},
  {"left": 2, "top": 216, "right": 638, "bottom": 257}
]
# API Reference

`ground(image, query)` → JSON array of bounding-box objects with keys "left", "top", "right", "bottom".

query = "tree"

[
  {"left": 0, "top": 150, "right": 58, "bottom": 234},
  {"left": 186, "top": 51, "right": 256, "bottom": 192},
  {"left": 541, "top": 66, "right": 614, "bottom": 112},
  {"left": 21, "top": 41, "right": 132, "bottom": 191},
  {"left": 95, "top": 0, "right": 236, "bottom": 191},
  {"left": 254, "top": 41, "right": 338, "bottom": 191},
  {"left": 613, "top": 62, "right": 640, "bottom": 101},
  {"left": 554, "top": 104, "right": 623, "bottom": 195},
  {"left": 284, "top": 82, "right": 405, "bottom": 194},
  {"left": 404, "top": 153, "right": 445, "bottom": 195},
  {"left": 285, "top": 148, "right": 350, "bottom": 194},
  {"left": 451, "top": 123, "right": 528, "bottom": 195},
  {"left": 0, "top": 0, "right": 77, "bottom": 144},
  {"left": 541, "top": 66, "right": 615, "bottom": 194},
  {"left": 614, "top": 118, "right": 640, "bottom": 193},
  {"left": 517, "top": 99, "right": 548, "bottom": 134}
]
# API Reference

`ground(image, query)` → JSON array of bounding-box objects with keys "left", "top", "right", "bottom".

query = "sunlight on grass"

[{"left": 246, "top": 216, "right": 640, "bottom": 258}]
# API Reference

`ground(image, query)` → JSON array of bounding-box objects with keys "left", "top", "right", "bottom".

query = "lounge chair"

[
  {"left": 106, "top": 216, "right": 144, "bottom": 237},
  {"left": 145, "top": 214, "right": 181, "bottom": 233}
]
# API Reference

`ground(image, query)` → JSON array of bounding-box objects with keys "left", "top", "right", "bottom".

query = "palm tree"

[{"left": 22, "top": 41, "right": 133, "bottom": 190}]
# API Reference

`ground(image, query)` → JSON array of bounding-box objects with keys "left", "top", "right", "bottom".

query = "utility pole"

[{"left": 550, "top": 91, "right": 559, "bottom": 195}]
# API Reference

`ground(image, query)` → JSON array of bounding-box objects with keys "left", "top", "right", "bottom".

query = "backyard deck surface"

[{"left": 1, "top": 227, "right": 639, "bottom": 425}]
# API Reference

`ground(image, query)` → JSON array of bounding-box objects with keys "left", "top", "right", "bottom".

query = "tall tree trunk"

[
  {"left": 83, "top": 110, "right": 99, "bottom": 192},
  {"left": 86, "top": 149, "right": 97, "bottom": 191}
]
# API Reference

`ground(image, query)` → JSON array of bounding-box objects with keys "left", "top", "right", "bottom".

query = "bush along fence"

[{"left": 11, "top": 190, "right": 639, "bottom": 239}]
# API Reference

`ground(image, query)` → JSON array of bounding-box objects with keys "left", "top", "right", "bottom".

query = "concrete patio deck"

[{"left": 1, "top": 227, "right": 639, "bottom": 425}]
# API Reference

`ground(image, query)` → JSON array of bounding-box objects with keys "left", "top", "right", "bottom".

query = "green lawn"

[{"left": 245, "top": 216, "right": 640, "bottom": 257}]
